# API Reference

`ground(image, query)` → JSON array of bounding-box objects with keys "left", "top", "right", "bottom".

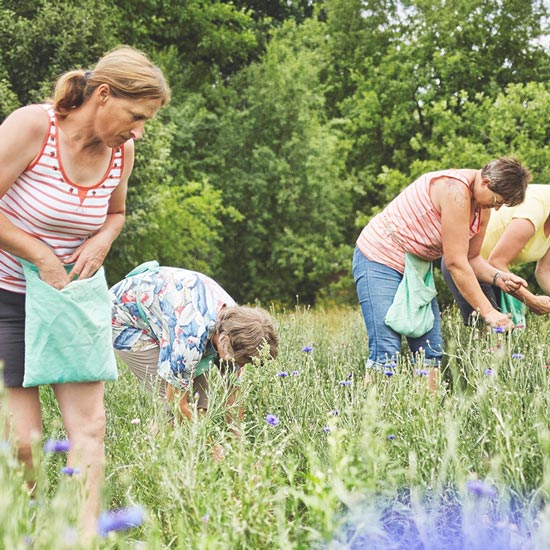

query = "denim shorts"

[
  {"left": 0, "top": 288, "right": 26, "bottom": 387},
  {"left": 352, "top": 247, "right": 443, "bottom": 369}
]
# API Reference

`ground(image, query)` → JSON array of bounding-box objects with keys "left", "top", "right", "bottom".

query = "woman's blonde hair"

[
  {"left": 217, "top": 306, "right": 278, "bottom": 367},
  {"left": 52, "top": 45, "right": 170, "bottom": 116}
]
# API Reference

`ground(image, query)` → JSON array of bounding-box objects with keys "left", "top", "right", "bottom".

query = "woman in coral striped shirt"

[
  {"left": 0, "top": 46, "right": 169, "bottom": 537},
  {"left": 353, "top": 157, "right": 531, "bottom": 384}
]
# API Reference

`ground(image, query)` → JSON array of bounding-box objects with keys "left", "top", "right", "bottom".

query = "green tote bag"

[{"left": 20, "top": 259, "right": 118, "bottom": 387}]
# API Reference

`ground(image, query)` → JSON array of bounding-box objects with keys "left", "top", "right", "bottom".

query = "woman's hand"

[
  {"left": 36, "top": 258, "right": 71, "bottom": 290},
  {"left": 494, "top": 271, "right": 527, "bottom": 293},
  {"left": 483, "top": 308, "right": 514, "bottom": 330},
  {"left": 64, "top": 234, "right": 112, "bottom": 280},
  {"left": 528, "top": 295, "right": 550, "bottom": 315}
]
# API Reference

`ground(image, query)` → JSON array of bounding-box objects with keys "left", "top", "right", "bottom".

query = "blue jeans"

[{"left": 352, "top": 247, "right": 443, "bottom": 369}]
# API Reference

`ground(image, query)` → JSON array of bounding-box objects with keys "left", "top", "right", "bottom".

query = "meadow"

[{"left": 2, "top": 306, "right": 550, "bottom": 549}]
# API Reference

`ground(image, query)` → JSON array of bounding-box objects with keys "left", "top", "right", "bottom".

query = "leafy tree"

[{"left": 206, "top": 20, "right": 354, "bottom": 304}]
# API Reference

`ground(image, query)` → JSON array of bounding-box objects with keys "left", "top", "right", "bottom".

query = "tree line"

[{"left": 1, "top": 0, "right": 550, "bottom": 306}]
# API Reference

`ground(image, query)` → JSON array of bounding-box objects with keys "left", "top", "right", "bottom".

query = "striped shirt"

[
  {"left": 357, "top": 170, "right": 480, "bottom": 273},
  {"left": 0, "top": 104, "right": 125, "bottom": 293}
]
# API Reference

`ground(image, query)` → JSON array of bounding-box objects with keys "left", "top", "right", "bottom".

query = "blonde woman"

[{"left": 0, "top": 46, "right": 170, "bottom": 535}]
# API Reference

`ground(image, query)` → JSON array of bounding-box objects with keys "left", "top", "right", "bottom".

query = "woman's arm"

[
  {"left": 0, "top": 106, "right": 69, "bottom": 288},
  {"left": 487, "top": 217, "right": 550, "bottom": 314},
  {"left": 436, "top": 178, "right": 509, "bottom": 326}
]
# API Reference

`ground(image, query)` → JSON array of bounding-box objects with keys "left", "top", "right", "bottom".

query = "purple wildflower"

[
  {"left": 338, "top": 380, "right": 352, "bottom": 386},
  {"left": 302, "top": 346, "right": 313, "bottom": 353},
  {"left": 466, "top": 479, "right": 497, "bottom": 499},
  {"left": 202, "top": 514, "right": 209, "bottom": 524},
  {"left": 291, "top": 370, "right": 300, "bottom": 376},
  {"left": 265, "top": 414, "right": 280, "bottom": 426},
  {"left": 277, "top": 371, "right": 289, "bottom": 378},
  {"left": 98, "top": 506, "right": 145, "bottom": 537},
  {"left": 512, "top": 353, "right": 525, "bottom": 360},
  {"left": 323, "top": 426, "right": 331, "bottom": 433},
  {"left": 329, "top": 409, "right": 340, "bottom": 416},
  {"left": 492, "top": 326, "right": 506, "bottom": 333},
  {"left": 415, "top": 369, "right": 429, "bottom": 377},
  {"left": 387, "top": 434, "right": 395, "bottom": 441},
  {"left": 485, "top": 368, "right": 493, "bottom": 376},
  {"left": 44, "top": 439, "right": 70, "bottom": 453},
  {"left": 61, "top": 466, "right": 80, "bottom": 476},
  {"left": 384, "top": 370, "right": 395, "bottom": 377}
]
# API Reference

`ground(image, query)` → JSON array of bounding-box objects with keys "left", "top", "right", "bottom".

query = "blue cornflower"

[
  {"left": 265, "top": 414, "right": 280, "bottom": 426},
  {"left": 387, "top": 434, "right": 395, "bottom": 441},
  {"left": 415, "top": 369, "right": 429, "bottom": 377},
  {"left": 512, "top": 353, "right": 525, "bottom": 360},
  {"left": 277, "top": 371, "right": 289, "bottom": 378},
  {"left": 61, "top": 466, "right": 80, "bottom": 476},
  {"left": 338, "top": 380, "right": 352, "bottom": 386},
  {"left": 466, "top": 479, "right": 497, "bottom": 499},
  {"left": 291, "top": 370, "right": 300, "bottom": 376},
  {"left": 302, "top": 346, "right": 313, "bottom": 353},
  {"left": 329, "top": 409, "right": 339, "bottom": 416},
  {"left": 384, "top": 370, "right": 395, "bottom": 377},
  {"left": 485, "top": 368, "right": 493, "bottom": 376},
  {"left": 492, "top": 326, "right": 506, "bottom": 333},
  {"left": 44, "top": 439, "right": 70, "bottom": 453},
  {"left": 323, "top": 426, "right": 331, "bottom": 433},
  {"left": 98, "top": 506, "right": 145, "bottom": 537}
]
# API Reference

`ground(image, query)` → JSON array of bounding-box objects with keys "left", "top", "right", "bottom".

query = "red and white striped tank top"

[
  {"left": 356, "top": 169, "right": 480, "bottom": 273},
  {"left": 0, "top": 104, "right": 125, "bottom": 293}
]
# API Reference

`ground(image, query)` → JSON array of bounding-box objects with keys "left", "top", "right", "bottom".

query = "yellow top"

[{"left": 481, "top": 184, "right": 550, "bottom": 266}]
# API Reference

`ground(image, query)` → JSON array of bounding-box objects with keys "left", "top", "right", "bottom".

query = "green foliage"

[
  {"left": 0, "top": 0, "right": 117, "bottom": 106},
  {"left": 206, "top": 20, "right": 355, "bottom": 304},
  {"left": 3, "top": 0, "right": 550, "bottom": 304}
]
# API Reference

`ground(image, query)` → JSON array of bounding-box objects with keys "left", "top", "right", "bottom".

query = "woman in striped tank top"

[
  {"left": 0, "top": 46, "right": 169, "bottom": 536},
  {"left": 353, "top": 157, "right": 531, "bottom": 387}
]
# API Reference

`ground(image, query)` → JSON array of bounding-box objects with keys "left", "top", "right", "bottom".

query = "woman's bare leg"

[
  {"left": 4, "top": 386, "right": 43, "bottom": 489},
  {"left": 53, "top": 381, "right": 106, "bottom": 536}
]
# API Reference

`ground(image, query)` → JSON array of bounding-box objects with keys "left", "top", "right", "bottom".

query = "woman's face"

[{"left": 96, "top": 91, "right": 162, "bottom": 148}]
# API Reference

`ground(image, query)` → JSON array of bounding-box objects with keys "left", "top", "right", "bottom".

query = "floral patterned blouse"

[{"left": 110, "top": 262, "right": 235, "bottom": 389}]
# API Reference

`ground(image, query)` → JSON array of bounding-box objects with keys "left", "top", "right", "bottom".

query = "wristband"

[{"left": 492, "top": 271, "right": 501, "bottom": 286}]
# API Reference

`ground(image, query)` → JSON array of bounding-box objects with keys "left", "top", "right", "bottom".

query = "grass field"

[{"left": 2, "top": 306, "right": 550, "bottom": 549}]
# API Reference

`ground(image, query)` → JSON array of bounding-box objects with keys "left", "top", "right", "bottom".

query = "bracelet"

[{"left": 492, "top": 271, "right": 501, "bottom": 286}]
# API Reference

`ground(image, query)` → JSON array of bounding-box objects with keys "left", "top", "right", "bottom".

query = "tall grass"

[{"left": 1, "top": 306, "right": 550, "bottom": 548}]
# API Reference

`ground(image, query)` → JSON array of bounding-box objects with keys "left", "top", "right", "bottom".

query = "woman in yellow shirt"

[{"left": 442, "top": 184, "right": 550, "bottom": 323}]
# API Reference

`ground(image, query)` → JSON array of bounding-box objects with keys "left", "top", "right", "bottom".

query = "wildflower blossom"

[
  {"left": 387, "top": 434, "right": 395, "bottom": 441},
  {"left": 277, "top": 371, "right": 289, "bottom": 378},
  {"left": 329, "top": 409, "right": 339, "bottom": 416},
  {"left": 512, "top": 353, "right": 524, "bottom": 360},
  {"left": 291, "top": 370, "right": 300, "bottom": 376},
  {"left": 44, "top": 439, "right": 70, "bottom": 453},
  {"left": 384, "top": 369, "right": 395, "bottom": 377},
  {"left": 338, "top": 380, "right": 352, "bottom": 386},
  {"left": 415, "top": 369, "right": 429, "bottom": 377},
  {"left": 485, "top": 368, "right": 493, "bottom": 376},
  {"left": 492, "top": 326, "right": 505, "bottom": 333},
  {"left": 302, "top": 346, "right": 313, "bottom": 353},
  {"left": 323, "top": 426, "right": 331, "bottom": 433},
  {"left": 202, "top": 514, "right": 209, "bottom": 524},
  {"left": 61, "top": 466, "right": 80, "bottom": 476},
  {"left": 466, "top": 479, "right": 497, "bottom": 499},
  {"left": 265, "top": 414, "right": 280, "bottom": 426},
  {"left": 130, "top": 418, "right": 140, "bottom": 425},
  {"left": 98, "top": 506, "right": 145, "bottom": 537}
]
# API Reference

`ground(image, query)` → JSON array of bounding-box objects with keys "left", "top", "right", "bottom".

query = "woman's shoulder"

[{"left": 3, "top": 104, "right": 50, "bottom": 139}]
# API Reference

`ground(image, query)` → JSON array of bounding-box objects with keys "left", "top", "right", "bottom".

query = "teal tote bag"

[{"left": 20, "top": 259, "right": 118, "bottom": 387}]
